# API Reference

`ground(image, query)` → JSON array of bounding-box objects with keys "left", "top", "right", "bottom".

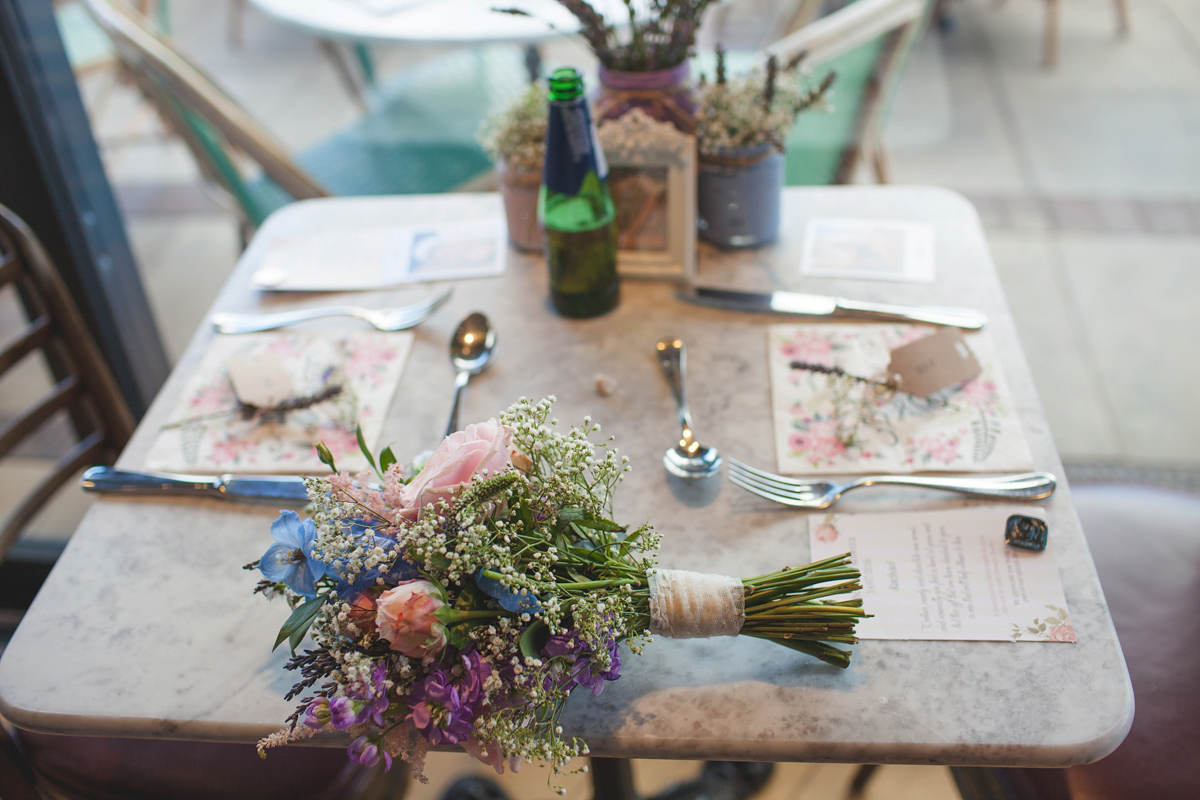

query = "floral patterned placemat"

[
  {"left": 809, "top": 506, "right": 1076, "bottom": 642},
  {"left": 769, "top": 324, "right": 1035, "bottom": 475},
  {"left": 144, "top": 331, "right": 413, "bottom": 474}
]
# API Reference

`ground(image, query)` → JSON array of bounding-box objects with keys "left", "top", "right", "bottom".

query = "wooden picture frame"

[{"left": 598, "top": 109, "right": 696, "bottom": 281}]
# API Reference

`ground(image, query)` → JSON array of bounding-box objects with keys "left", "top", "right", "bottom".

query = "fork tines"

[{"left": 727, "top": 458, "right": 821, "bottom": 505}]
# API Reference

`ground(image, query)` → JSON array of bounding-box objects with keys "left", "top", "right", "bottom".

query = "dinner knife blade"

[
  {"left": 81, "top": 467, "right": 311, "bottom": 505},
  {"left": 680, "top": 286, "right": 987, "bottom": 329}
]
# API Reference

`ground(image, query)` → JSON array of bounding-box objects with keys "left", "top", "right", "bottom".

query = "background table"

[
  {"left": 0, "top": 187, "right": 1132, "bottom": 769},
  {"left": 246, "top": 0, "right": 619, "bottom": 46}
]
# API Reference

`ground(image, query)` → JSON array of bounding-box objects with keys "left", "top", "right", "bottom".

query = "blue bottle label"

[{"left": 544, "top": 100, "right": 607, "bottom": 195}]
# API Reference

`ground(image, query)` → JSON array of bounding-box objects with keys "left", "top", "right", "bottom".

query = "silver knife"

[
  {"left": 80, "top": 466, "right": 311, "bottom": 505},
  {"left": 680, "top": 286, "right": 987, "bottom": 329}
]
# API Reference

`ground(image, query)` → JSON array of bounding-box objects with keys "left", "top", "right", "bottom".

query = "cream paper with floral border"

[
  {"left": 144, "top": 331, "right": 412, "bottom": 474},
  {"left": 809, "top": 506, "right": 1076, "bottom": 642},
  {"left": 768, "top": 324, "right": 1035, "bottom": 475}
]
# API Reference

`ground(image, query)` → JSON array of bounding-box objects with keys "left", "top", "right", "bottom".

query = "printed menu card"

[
  {"left": 809, "top": 506, "right": 1076, "bottom": 642},
  {"left": 252, "top": 220, "right": 505, "bottom": 291},
  {"left": 144, "top": 330, "right": 412, "bottom": 474},
  {"left": 768, "top": 324, "right": 1035, "bottom": 475}
]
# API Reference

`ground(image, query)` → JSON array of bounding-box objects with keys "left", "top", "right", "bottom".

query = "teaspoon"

[
  {"left": 655, "top": 337, "right": 722, "bottom": 479},
  {"left": 445, "top": 312, "right": 496, "bottom": 437}
]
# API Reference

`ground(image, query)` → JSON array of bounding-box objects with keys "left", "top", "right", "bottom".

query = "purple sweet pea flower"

[
  {"left": 259, "top": 510, "right": 327, "bottom": 597},
  {"left": 456, "top": 650, "right": 492, "bottom": 707},
  {"left": 329, "top": 661, "right": 390, "bottom": 727},
  {"left": 407, "top": 670, "right": 473, "bottom": 745},
  {"left": 303, "top": 697, "right": 331, "bottom": 729},
  {"left": 348, "top": 734, "right": 392, "bottom": 770},
  {"left": 542, "top": 632, "right": 620, "bottom": 697}
]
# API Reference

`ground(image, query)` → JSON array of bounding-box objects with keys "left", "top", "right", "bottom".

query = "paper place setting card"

[
  {"left": 768, "top": 323, "right": 1035, "bottom": 475},
  {"left": 144, "top": 330, "right": 413, "bottom": 474},
  {"left": 800, "top": 218, "right": 936, "bottom": 283},
  {"left": 809, "top": 506, "right": 1076, "bottom": 642},
  {"left": 252, "top": 220, "right": 506, "bottom": 291}
]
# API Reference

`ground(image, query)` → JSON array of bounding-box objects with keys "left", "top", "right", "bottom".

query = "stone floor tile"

[
  {"left": 986, "top": 231, "right": 1124, "bottom": 461},
  {"left": 1057, "top": 234, "right": 1200, "bottom": 462}
]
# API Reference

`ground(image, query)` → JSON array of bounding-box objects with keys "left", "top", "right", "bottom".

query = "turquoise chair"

[
  {"left": 696, "top": 0, "right": 932, "bottom": 185},
  {"left": 764, "top": 0, "right": 935, "bottom": 185},
  {"left": 81, "top": 0, "right": 526, "bottom": 234}
]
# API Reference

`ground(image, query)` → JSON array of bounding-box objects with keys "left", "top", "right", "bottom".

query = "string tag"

[
  {"left": 226, "top": 354, "right": 295, "bottom": 408},
  {"left": 886, "top": 328, "right": 981, "bottom": 397}
]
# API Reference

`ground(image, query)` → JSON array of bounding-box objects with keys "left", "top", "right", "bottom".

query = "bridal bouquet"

[{"left": 250, "top": 397, "right": 867, "bottom": 782}]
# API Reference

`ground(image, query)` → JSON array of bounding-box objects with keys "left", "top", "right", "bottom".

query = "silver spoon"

[
  {"left": 655, "top": 337, "right": 722, "bottom": 479},
  {"left": 445, "top": 312, "right": 496, "bottom": 437}
]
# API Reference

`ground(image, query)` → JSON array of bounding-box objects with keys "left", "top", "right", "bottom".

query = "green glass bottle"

[{"left": 538, "top": 67, "right": 620, "bottom": 318}]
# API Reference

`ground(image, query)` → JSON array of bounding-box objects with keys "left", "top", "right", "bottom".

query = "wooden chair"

[
  {"left": 0, "top": 203, "right": 134, "bottom": 639},
  {"left": 79, "top": 0, "right": 522, "bottom": 236},
  {"left": 997, "top": 0, "right": 1131, "bottom": 69},
  {"left": 762, "top": 0, "right": 934, "bottom": 185},
  {"left": 0, "top": 197, "right": 409, "bottom": 800}
]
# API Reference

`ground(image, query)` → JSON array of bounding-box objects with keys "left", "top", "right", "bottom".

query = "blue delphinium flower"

[
  {"left": 259, "top": 510, "right": 327, "bottom": 597},
  {"left": 330, "top": 524, "right": 419, "bottom": 599},
  {"left": 475, "top": 566, "right": 542, "bottom": 612}
]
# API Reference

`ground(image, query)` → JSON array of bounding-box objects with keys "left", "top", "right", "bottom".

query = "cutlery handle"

[
  {"left": 853, "top": 472, "right": 1057, "bottom": 500},
  {"left": 834, "top": 298, "right": 987, "bottom": 330},
  {"left": 81, "top": 466, "right": 222, "bottom": 497},
  {"left": 211, "top": 306, "right": 358, "bottom": 333},
  {"left": 445, "top": 369, "right": 471, "bottom": 438},
  {"left": 655, "top": 337, "right": 692, "bottom": 432}
]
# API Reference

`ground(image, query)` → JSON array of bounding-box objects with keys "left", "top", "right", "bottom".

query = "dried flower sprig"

[
  {"left": 696, "top": 48, "right": 836, "bottom": 155},
  {"left": 497, "top": 0, "right": 718, "bottom": 71}
]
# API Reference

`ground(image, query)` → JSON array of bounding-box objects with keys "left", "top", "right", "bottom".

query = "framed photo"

[{"left": 598, "top": 109, "right": 696, "bottom": 281}]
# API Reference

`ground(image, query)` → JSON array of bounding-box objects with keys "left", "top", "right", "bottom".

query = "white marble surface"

[{"left": 0, "top": 188, "right": 1133, "bottom": 766}]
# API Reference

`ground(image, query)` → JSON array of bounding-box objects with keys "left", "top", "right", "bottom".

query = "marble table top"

[{"left": 0, "top": 187, "right": 1133, "bottom": 766}]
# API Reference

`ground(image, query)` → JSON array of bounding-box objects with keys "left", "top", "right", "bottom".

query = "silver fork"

[
  {"left": 210, "top": 287, "right": 452, "bottom": 333},
  {"left": 728, "top": 457, "right": 1057, "bottom": 509}
]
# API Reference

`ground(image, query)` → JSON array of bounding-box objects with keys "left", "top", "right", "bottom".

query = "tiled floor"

[{"left": 5, "top": 0, "right": 1198, "bottom": 796}]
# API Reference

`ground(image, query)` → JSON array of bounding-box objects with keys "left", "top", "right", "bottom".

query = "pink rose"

[
  {"left": 814, "top": 523, "right": 839, "bottom": 543},
  {"left": 1046, "top": 624, "right": 1076, "bottom": 643},
  {"left": 375, "top": 580, "right": 448, "bottom": 659},
  {"left": 788, "top": 432, "right": 813, "bottom": 453},
  {"left": 399, "top": 419, "right": 531, "bottom": 520}
]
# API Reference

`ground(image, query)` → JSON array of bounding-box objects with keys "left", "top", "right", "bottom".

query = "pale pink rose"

[
  {"left": 375, "top": 580, "right": 448, "bottom": 659},
  {"left": 399, "top": 419, "right": 531, "bottom": 520},
  {"left": 962, "top": 378, "right": 997, "bottom": 409},
  {"left": 808, "top": 420, "right": 846, "bottom": 461},
  {"left": 919, "top": 433, "right": 960, "bottom": 465},
  {"left": 461, "top": 737, "right": 524, "bottom": 775},
  {"left": 781, "top": 336, "right": 834, "bottom": 365},
  {"left": 813, "top": 523, "right": 838, "bottom": 543},
  {"left": 788, "top": 432, "right": 813, "bottom": 453},
  {"left": 1046, "top": 624, "right": 1076, "bottom": 643}
]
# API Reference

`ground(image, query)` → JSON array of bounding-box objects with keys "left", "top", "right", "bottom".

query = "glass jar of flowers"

[
  {"left": 695, "top": 49, "right": 835, "bottom": 247},
  {"left": 478, "top": 83, "right": 548, "bottom": 253},
  {"left": 503, "top": 0, "right": 718, "bottom": 133}
]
